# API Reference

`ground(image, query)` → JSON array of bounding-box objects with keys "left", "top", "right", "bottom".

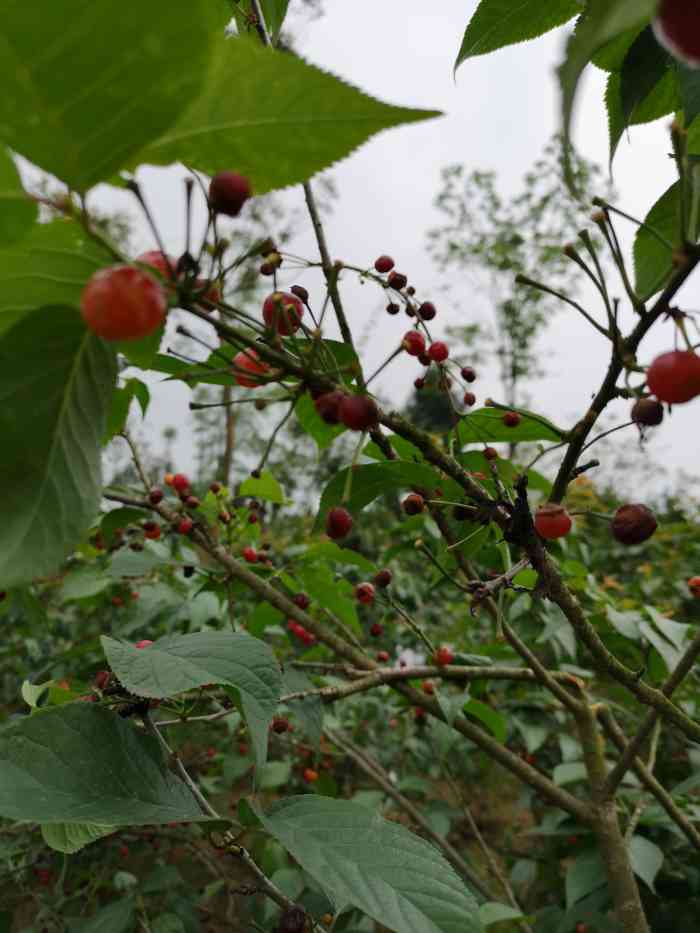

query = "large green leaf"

[
  {"left": 0, "top": 306, "right": 117, "bottom": 587},
  {"left": 101, "top": 632, "right": 281, "bottom": 773},
  {"left": 81, "top": 898, "right": 136, "bottom": 933},
  {"left": 0, "top": 704, "right": 212, "bottom": 824},
  {"left": 629, "top": 835, "right": 663, "bottom": 893},
  {"left": 558, "top": 0, "right": 656, "bottom": 188},
  {"left": 633, "top": 182, "right": 679, "bottom": 300},
  {"left": 316, "top": 461, "right": 444, "bottom": 528},
  {"left": 260, "top": 796, "right": 483, "bottom": 933},
  {"left": 0, "top": 219, "right": 113, "bottom": 333},
  {"left": 678, "top": 64, "right": 700, "bottom": 128},
  {"left": 606, "top": 68, "right": 679, "bottom": 165},
  {"left": 132, "top": 38, "right": 440, "bottom": 194},
  {"left": 0, "top": 147, "right": 37, "bottom": 246},
  {"left": 41, "top": 821, "right": 116, "bottom": 854},
  {"left": 456, "top": 408, "right": 565, "bottom": 445},
  {"left": 0, "top": 0, "right": 219, "bottom": 190},
  {"left": 455, "top": 0, "right": 580, "bottom": 71}
]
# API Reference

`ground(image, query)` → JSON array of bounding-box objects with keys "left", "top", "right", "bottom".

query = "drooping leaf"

[
  {"left": 629, "top": 835, "right": 663, "bottom": 892},
  {"left": 104, "top": 380, "right": 151, "bottom": 443},
  {"left": 132, "top": 38, "right": 441, "bottom": 194},
  {"left": 259, "top": 796, "right": 483, "bottom": 933},
  {"left": 41, "top": 821, "right": 116, "bottom": 854},
  {"left": 455, "top": 0, "right": 580, "bottom": 71},
  {"left": 619, "top": 27, "right": 671, "bottom": 129},
  {"left": 633, "top": 182, "right": 679, "bottom": 300},
  {"left": 0, "top": 306, "right": 117, "bottom": 587},
  {"left": 456, "top": 408, "right": 565, "bottom": 445},
  {"left": 0, "top": 704, "right": 213, "bottom": 824},
  {"left": 463, "top": 699, "right": 507, "bottom": 743},
  {"left": 0, "top": 146, "right": 37, "bottom": 246},
  {"left": 0, "top": 0, "right": 219, "bottom": 190},
  {"left": 606, "top": 68, "right": 679, "bottom": 165},
  {"left": 101, "top": 632, "right": 281, "bottom": 773},
  {"left": 565, "top": 849, "right": 608, "bottom": 908}
]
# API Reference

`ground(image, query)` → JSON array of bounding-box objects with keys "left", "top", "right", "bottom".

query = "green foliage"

[{"left": 0, "top": 147, "right": 37, "bottom": 246}]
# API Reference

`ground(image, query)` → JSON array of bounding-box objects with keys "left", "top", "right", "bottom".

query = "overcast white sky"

[{"left": 99, "top": 1, "right": 699, "bottom": 497}]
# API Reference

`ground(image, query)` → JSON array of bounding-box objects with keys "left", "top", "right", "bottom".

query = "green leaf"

[
  {"left": 619, "top": 27, "right": 671, "bottom": 129},
  {"left": 282, "top": 668, "right": 323, "bottom": 749},
  {"left": 479, "top": 903, "right": 524, "bottom": 926},
  {"left": 678, "top": 64, "right": 700, "bottom": 127},
  {"left": 0, "top": 147, "right": 37, "bottom": 245},
  {"left": 0, "top": 219, "right": 113, "bottom": 332},
  {"left": 295, "top": 393, "right": 346, "bottom": 450},
  {"left": 455, "top": 0, "right": 580, "bottom": 70},
  {"left": 0, "top": 0, "right": 219, "bottom": 190},
  {"left": 0, "top": 704, "right": 213, "bottom": 824},
  {"left": 456, "top": 408, "right": 565, "bottom": 445},
  {"left": 304, "top": 541, "right": 377, "bottom": 574},
  {"left": 295, "top": 564, "right": 360, "bottom": 633},
  {"left": 633, "top": 182, "right": 679, "bottom": 300},
  {"left": 316, "top": 461, "right": 443, "bottom": 528},
  {"left": 81, "top": 898, "right": 136, "bottom": 933},
  {"left": 259, "top": 796, "right": 483, "bottom": 933},
  {"left": 41, "top": 821, "right": 115, "bottom": 854},
  {"left": 629, "top": 835, "right": 663, "bottom": 892},
  {"left": 463, "top": 699, "right": 507, "bottom": 743},
  {"left": 114, "top": 326, "right": 165, "bottom": 370},
  {"left": 259, "top": 759, "right": 292, "bottom": 789},
  {"left": 0, "top": 306, "right": 117, "bottom": 587},
  {"left": 101, "top": 508, "right": 147, "bottom": 547},
  {"left": 606, "top": 68, "right": 679, "bottom": 165},
  {"left": 132, "top": 39, "right": 440, "bottom": 194},
  {"left": 558, "top": 0, "right": 657, "bottom": 190},
  {"left": 238, "top": 470, "right": 284, "bottom": 504},
  {"left": 101, "top": 632, "right": 281, "bottom": 773},
  {"left": 553, "top": 761, "right": 587, "bottom": 786},
  {"left": 565, "top": 849, "right": 607, "bottom": 908}
]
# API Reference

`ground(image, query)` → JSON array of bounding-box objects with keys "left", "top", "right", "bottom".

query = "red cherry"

[
  {"left": 242, "top": 546, "right": 258, "bottom": 564},
  {"left": 185, "top": 495, "right": 200, "bottom": 509},
  {"left": 534, "top": 504, "right": 573, "bottom": 540},
  {"left": 208, "top": 171, "right": 252, "bottom": 216},
  {"left": 303, "top": 768, "right": 319, "bottom": 783},
  {"left": 135, "top": 640, "right": 153, "bottom": 649},
  {"left": 631, "top": 397, "right": 664, "bottom": 426},
  {"left": 232, "top": 348, "right": 270, "bottom": 388},
  {"left": 291, "top": 284, "right": 309, "bottom": 302},
  {"left": 164, "top": 473, "right": 175, "bottom": 486},
  {"left": 463, "top": 392, "right": 476, "bottom": 407},
  {"left": 148, "top": 488, "right": 164, "bottom": 505},
  {"left": 210, "top": 481, "right": 222, "bottom": 493},
  {"left": 388, "top": 271, "right": 407, "bottom": 290},
  {"left": 34, "top": 868, "right": 53, "bottom": 886},
  {"left": 434, "top": 646, "right": 454, "bottom": 666},
  {"left": 81, "top": 265, "right": 167, "bottom": 341},
  {"left": 402, "top": 493, "right": 424, "bottom": 515},
  {"left": 119, "top": 845, "right": 130, "bottom": 858},
  {"left": 136, "top": 250, "right": 177, "bottom": 282},
  {"left": 687, "top": 576, "right": 700, "bottom": 597},
  {"left": 314, "top": 390, "right": 346, "bottom": 425},
  {"left": 376, "top": 650, "right": 390, "bottom": 663},
  {"left": 143, "top": 523, "right": 161, "bottom": 540},
  {"left": 611, "top": 504, "right": 657, "bottom": 545},
  {"left": 262, "top": 291, "right": 304, "bottom": 335},
  {"left": 373, "top": 569, "right": 392, "bottom": 588},
  {"left": 272, "top": 717, "right": 290, "bottom": 734},
  {"left": 374, "top": 255, "right": 395, "bottom": 273},
  {"left": 386, "top": 302, "right": 400, "bottom": 315},
  {"left": 355, "top": 582, "right": 375, "bottom": 604},
  {"left": 503, "top": 411, "right": 521, "bottom": 428},
  {"left": 418, "top": 302, "right": 436, "bottom": 321},
  {"left": 111, "top": 595, "right": 124, "bottom": 607},
  {"left": 653, "top": 0, "right": 700, "bottom": 67},
  {"left": 427, "top": 341, "right": 448, "bottom": 363},
  {"left": 422, "top": 681, "right": 434, "bottom": 695},
  {"left": 574, "top": 925, "right": 588, "bottom": 933},
  {"left": 402, "top": 330, "right": 426, "bottom": 356},
  {"left": 414, "top": 707, "right": 427, "bottom": 723},
  {"left": 461, "top": 366, "right": 476, "bottom": 382},
  {"left": 414, "top": 378, "right": 425, "bottom": 390},
  {"left": 94, "top": 670, "right": 111, "bottom": 690},
  {"left": 483, "top": 447, "right": 498, "bottom": 461},
  {"left": 647, "top": 350, "right": 700, "bottom": 403},
  {"left": 326, "top": 506, "right": 353, "bottom": 540},
  {"left": 293, "top": 593, "right": 310, "bottom": 610},
  {"left": 338, "top": 394, "right": 379, "bottom": 431},
  {"left": 370, "top": 622, "right": 384, "bottom": 637},
  {"left": 172, "top": 473, "right": 190, "bottom": 494},
  {"left": 177, "top": 517, "right": 194, "bottom": 535}
]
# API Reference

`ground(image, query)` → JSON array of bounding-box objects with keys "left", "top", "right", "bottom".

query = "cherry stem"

[
  {"left": 579, "top": 420, "right": 635, "bottom": 455},
  {"left": 253, "top": 394, "right": 299, "bottom": 475},
  {"left": 515, "top": 273, "right": 610, "bottom": 339},
  {"left": 341, "top": 433, "right": 366, "bottom": 504},
  {"left": 365, "top": 347, "right": 402, "bottom": 386},
  {"left": 176, "top": 324, "right": 231, "bottom": 365},
  {"left": 125, "top": 180, "right": 176, "bottom": 280}
]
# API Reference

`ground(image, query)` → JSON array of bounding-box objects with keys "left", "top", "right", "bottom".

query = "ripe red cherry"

[
  {"left": 94, "top": 670, "right": 111, "bottom": 690},
  {"left": 427, "top": 341, "right": 448, "bottom": 363},
  {"left": 418, "top": 302, "right": 436, "bottom": 321},
  {"left": 293, "top": 592, "right": 310, "bottom": 610},
  {"left": 377, "top": 650, "right": 390, "bottom": 662},
  {"left": 314, "top": 390, "right": 346, "bottom": 425},
  {"left": 388, "top": 271, "right": 407, "bottom": 290},
  {"left": 262, "top": 291, "right": 304, "bottom": 335},
  {"left": 291, "top": 284, "right": 309, "bottom": 302},
  {"left": 503, "top": 411, "right": 521, "bottom": 428},
  {"left": 172, "top": 473, "right": 190, "bottom": 494},
  {"left": 414, "top": 707, "right": 427, "bottom": 723},
  {"left": 232, "top": 348, "right": 270, "bottom": 388},
  {"left": 303, "top": 768, "right": 319, "bottom": 783},
  {"left": 483, "top": 447, "right": 498, "bottom": 461},
  {"left": 422, "top": 681, "right": 434, "bottom": 695},
  {"left": 148, "top": 488, "right": 164, "bottom": 505},
  {"left": 373, "top": 569, "right": 392, "bottom": 588},
  {"left": 339, "top": 394, "right": 379, "bottom": 431},
  {"left": 434, "top": 646, "right": 454, "bottom": 666},
  {"left": 631, "top": 396, "right": 664, "bottom": 426},
  {"left": 414, "top": 377, "right": 425, "bottom": 390},
  {"left": 355, "top": 582, "right": 375, "bottom": 604},
  {"left": 463, "top": 391, "right": 476, "bottom": 407},
  {"left": 574, "top": 925, "right": 588, "bottom": 933},
  {"left": 272, "top": 717, "right": 290, "bottom": 734},
  {"left": 370, "top": 622, "right": 384, "bottom": 637},
  {"left": 135, "top": 640, "right": 153, "bottom": 649},
  {"left": 326, "top": 506, "right": 353, "bottom": 540},
  {"left": 81, "top": 265, "right": 167, "bottom": 340},
  {"left": 242, "top": 546, "right": 258, "bottom": 564},
  {"left": 386, "top": 302, "right": 400, "bottom": 315},
  {"left": 653, "top": 0, "right": 700, "bottom": 67},
  {"left": 402, "top": 330, "right": 426, "bottom": 356},
  {"left": 137, "top": 250, "right": 177, "bottom": 282},
  {"left": 208, "top": 171, "right": 252, "bottom": 216},
  {"left": 687, "top": 576, "right": 700, "bottom": 597},
  {"left": 647, "top": 350, "right": 700, "bottom": 403},
  {"left": 611, "top": 504, "right": 657, "bottom": 545},
  {"left": 143, "top": 522, "right": 161, "bottom": 540},
  {"left": 374, "top": 255, "right": 395, "bottom": 273},
  {"left": 402, "top": 493, "right": 424, "bottom": 515},
  {"left": 461, "top": 366, "right": 476, "bottom": 382},
  {"left": 534, "top": 504, "right": 573, "bottom": 540},
  {"left": 177, "top": 517, "right": 193, "bottom": 535}
]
